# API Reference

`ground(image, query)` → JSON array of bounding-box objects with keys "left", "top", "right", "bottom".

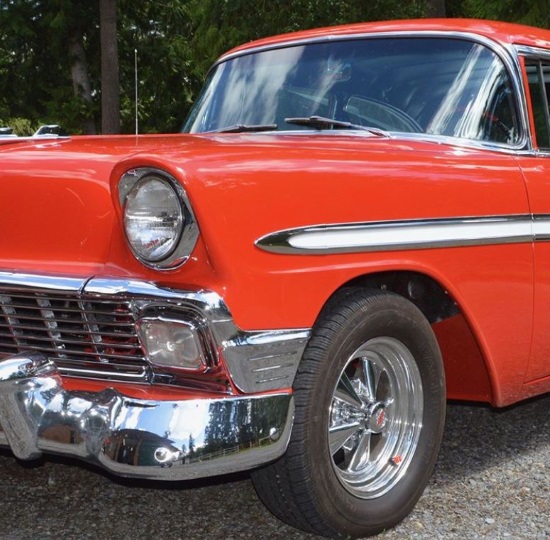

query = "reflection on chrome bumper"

[{"left": 0, "top": 353, "right": 293, "bottom": 480}]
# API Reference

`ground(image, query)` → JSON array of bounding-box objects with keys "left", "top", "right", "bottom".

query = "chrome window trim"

[
  {"left": 255, "top": 214, "right": 545, "bottom": 255},
  {"left": 516, "top": 45, "right": 550, "bottom": 156},
  {"left": 211, "top": 30, "right": 530, "bottom": 152},
  {"left": 220, "top": 129, "right": 527, "bottom": 156},
  {"left": 217, "top": 30, "right": 507, "bottom": 65},
  {"left": 516, "top": 45, "right": 550, "bottom": 61}
]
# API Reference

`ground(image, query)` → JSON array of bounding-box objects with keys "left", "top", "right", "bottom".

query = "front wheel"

[{"left": 252, "top": 288, "right": 446, "bottom": 538}]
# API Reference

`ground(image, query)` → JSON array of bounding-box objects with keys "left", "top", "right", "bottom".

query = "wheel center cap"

[{"left": 366, "top": 403, "right": 387, "bottom": 433}]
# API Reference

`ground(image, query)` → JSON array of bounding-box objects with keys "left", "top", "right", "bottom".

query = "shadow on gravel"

[
  {"left": 0, "top": 445, "right": 250, "bottom": 490},
  {"left": 435, "top": 393, "right": 550, "bottom": 483}
]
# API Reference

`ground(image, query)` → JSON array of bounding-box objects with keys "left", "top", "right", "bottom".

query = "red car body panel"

[
  {"left": 1, "top": 134, "right": 547, "bottom": 406},
  {"left": 2, "top": 19, "right": 550, "bottom": 416}
]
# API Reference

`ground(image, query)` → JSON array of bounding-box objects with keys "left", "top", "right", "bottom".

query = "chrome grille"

[{"left": 0, "top": 289, "right": 149, "bottom": 382}]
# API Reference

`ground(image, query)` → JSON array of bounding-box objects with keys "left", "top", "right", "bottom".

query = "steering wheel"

[{"left": 344, "top": 96, "right": 423, "bottom": 133}]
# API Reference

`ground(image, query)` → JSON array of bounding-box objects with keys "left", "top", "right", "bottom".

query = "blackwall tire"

[{"left": 251, "top": 288, "right": 446, "bottom": 538}]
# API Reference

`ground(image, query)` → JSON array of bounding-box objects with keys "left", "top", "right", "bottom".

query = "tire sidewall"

[{"left": 295, "top": 292, "right": 446, "bottom": 536}]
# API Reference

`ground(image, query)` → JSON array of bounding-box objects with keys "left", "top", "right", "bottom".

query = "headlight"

[
  {"left": 125, "top": 175, "right": 182, "bottom": 261},
  {"left": 119, "top": 168, "right": 199, "bottom": 269}
]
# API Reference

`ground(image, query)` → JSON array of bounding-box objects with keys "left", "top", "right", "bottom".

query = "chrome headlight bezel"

[{"left": 119, "top": 168, "right": 199, "bottom": 270}]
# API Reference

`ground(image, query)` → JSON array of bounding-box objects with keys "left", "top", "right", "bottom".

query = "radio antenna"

[{"left": 134, "top": 49, "right": 139, "bottom": 135}]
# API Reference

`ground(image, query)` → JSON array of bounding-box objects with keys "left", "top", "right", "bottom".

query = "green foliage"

[
  {"left": 461, "top": 0, "right": 550, "bottom": 28},
  {"left": 4, "top": 117, "right": 35, "bottom": 136},
  {"left": 0, "top": 0, "right": 99, "bottom": 133},
  {"left": 0, "top": 116, "right": 36, "bottom": 136},
  {"left": 116, "top": 1, "right": 198, "bottom": 133},
  {"left": 1, "top": 0, "right": 435, "bottom": 135},
  {"left": 187, "top": 0, "right": 427, "bottom": 83}
]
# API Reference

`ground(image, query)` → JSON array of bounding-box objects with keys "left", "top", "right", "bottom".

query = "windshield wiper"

[
  {"left": 215, "top": 123, "right": 278, "bottom": 133},
  {"left": 285, "top": 116, "right": 389, "bottom": 137}
]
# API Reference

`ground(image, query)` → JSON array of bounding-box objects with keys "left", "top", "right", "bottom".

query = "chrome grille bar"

[
  {"left": 0, "top": 342, "right": 144, "bottom": 358},
  {"left": 0, "top": 324, "right": 136, "bottom": 339},
  {"left": 0, "top": 288, "right": 149, "bottom": 382}
]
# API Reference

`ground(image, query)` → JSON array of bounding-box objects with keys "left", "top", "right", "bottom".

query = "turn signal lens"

[{"left": 137, "top": 318, "right": 206, "bottom": 370}]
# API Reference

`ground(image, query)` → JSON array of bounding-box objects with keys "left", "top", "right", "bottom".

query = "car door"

[{"left": 517, "top": 53, "right": 550, "bottom": 383}]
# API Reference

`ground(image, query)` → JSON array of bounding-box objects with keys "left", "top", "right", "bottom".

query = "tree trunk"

[
  {"left": 100, "top": 0, "right": 120, "bottom": 134},
  {"left": 69, "top": 33, "right": 96, "bottom": 135},
  {"left": 426, "top": 0, "right": 446, "bottom": 17}
]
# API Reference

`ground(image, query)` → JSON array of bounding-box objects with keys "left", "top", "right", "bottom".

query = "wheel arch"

[{"left": 316, "top": 270, "right": 495, "bottom": 404}]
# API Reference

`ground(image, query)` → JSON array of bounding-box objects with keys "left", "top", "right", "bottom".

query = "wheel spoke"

[
  {"left": 335, "top": 372, "right": 364, "bottom": 409},
  {"left": 361, "top": 357, "right": 376, "bottom": 401},
  {"left": 347, "top": 430, "right": 372, "bottom": 472},
  {"left": 328, "top": 421, "right": 362, "bottom": 455},
  {"left": 366, "top": 358, "right": 384, "bottom": 400}
]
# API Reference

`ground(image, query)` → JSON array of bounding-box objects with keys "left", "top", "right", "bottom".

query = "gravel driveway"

[{"left": 0, "top": 395, "right": 548, "bottom": 540}]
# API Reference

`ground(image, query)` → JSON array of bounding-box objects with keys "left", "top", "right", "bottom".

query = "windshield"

[{"left": 183, "top": 37, "right": 520, "bottom": 145}]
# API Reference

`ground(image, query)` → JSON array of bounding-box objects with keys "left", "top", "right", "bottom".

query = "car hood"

[{"left": 0, "top": 132, "right": 516, "bottom": 278}]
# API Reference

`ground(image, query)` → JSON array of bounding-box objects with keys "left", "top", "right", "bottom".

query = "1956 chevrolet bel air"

[{"left": 1, "top": 18, "right": 549, "bottom": 538}]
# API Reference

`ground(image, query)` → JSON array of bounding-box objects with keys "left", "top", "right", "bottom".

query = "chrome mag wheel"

[{"left": 329, "top": 337, "right": 423, "bottom": 498}]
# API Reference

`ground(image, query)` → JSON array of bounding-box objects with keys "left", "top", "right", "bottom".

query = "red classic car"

[{"left": 1, "top": 18, "right": 549, "bottom": 539}]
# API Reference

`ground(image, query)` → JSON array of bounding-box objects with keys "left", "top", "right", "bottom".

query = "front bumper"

[{"left": 0, "top": 353, "right": 294, "bottom": 480}]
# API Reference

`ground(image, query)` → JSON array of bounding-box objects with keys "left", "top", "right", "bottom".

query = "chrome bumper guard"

[{"left": 0, "top": 353, "right": 294, "bottom": 480}]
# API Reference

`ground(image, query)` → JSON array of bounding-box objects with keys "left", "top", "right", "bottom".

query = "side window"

[
  {"left": 424, "top": 44, "right": 521, "bottom": 145},
  {"left": 525, "top": 61, "right": 550, "bottom": 149}
]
